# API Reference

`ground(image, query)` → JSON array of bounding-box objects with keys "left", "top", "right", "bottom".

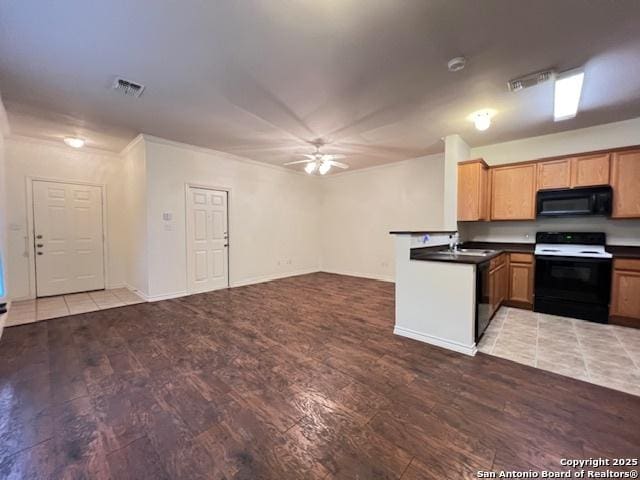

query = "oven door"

[{"left": 535, "top": 255, "right": 612, "bottom": 305}]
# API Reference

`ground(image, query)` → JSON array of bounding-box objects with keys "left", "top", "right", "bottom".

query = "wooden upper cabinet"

[
  {"left": 457, "top": 160, "right": 489, "bottom": 221},
  {"left": 537, "top": 159, "right": 571, "bottom": 190},
  {"left": 611, "top": 149, "right": 640, "bottom": 218},
  {"left": 571, "top": 153, "right": 610, "bottom": 188},
  {"left": 536, "top": 154, "right": 609, "bottom": 191},
  {"left": 490, "top": 164, "right": 536, "bottom": 220}
]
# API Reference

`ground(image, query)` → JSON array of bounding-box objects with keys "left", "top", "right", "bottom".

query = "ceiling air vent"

[
  {"left": 507, "top": 69, "right": 555, "bottom": 92},
  {"left": 112, "top": 77, "right": 145, "bottom": 97}
]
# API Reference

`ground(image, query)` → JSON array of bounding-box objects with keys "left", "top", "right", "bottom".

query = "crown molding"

[{"left": 5, "top": 133, "right": 122, "bottom": 157}]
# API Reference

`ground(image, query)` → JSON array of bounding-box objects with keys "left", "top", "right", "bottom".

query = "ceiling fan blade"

[
  {"left": 325, "top": 154, "right": 346, "bottom": 160},
  {"left": 329, "top": 160, "right": 349, "bottom": 169},
  {"left": 283, "top": 159, "right": 314, "bottom": 166},
  {"left": 303, "top": 154, "right": 318, "bottom": 160}
]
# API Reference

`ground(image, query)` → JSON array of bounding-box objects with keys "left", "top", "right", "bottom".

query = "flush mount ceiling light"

[
  {"left": 318, "top": 161, "right": 331, "bottom": 175},
  {"left": 554, "top": 68, "right": 584, "bottom": 121},
  {"left": 447, "top": 56, "right": 466, "bottom": 72},
  {"left": 64, "top": 137, "right": 85, "bottom": 148},
  {"left": 468, "top": 109, "right": 496, "bottom": 131}
]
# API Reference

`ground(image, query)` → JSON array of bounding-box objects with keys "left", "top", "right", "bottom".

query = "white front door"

[
  {"left": 33, "top": 180, "right": 105, "bottom": 297},
  {"left": 186, "top": 187, "right": 229, "bottom": 293}
]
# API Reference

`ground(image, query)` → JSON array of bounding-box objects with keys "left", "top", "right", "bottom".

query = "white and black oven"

[{"left": 534, "top": 232, "right": 612, "bottom": 323}]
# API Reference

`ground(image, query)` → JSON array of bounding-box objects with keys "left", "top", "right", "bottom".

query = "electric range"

[{"left": 534, "top": 232, "right": 612, "bottom": 323}]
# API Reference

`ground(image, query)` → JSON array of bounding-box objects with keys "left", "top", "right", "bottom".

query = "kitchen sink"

[
  {"left": 454, "top": 249, "right": 497, "bottom": 256},
  {"left": 428, "top": 249, "right": 497, "bottom": 257}
]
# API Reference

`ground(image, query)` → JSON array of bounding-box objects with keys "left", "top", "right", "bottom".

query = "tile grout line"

[
  {"left": 611, "top": 327, "right": 640, "bottom": 372},
  {"left": 488, "top": 307, "right": 507, "bottom": 355}
]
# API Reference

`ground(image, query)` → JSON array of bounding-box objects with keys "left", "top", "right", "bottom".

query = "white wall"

[
  {"left": 443, "top": 135, "right": 470, "bottom": 230},
  {"left": 4, "top": 136, "right": 128, "bottom": 300},
  {"left": 320, "top": 154, "right": 444, "bottom": 281},
  {"left": 122, "top": 136, "right": 148, "bottom": 294},
  {"left": 460, "top": 218, "right": 640, "bottom": 246},
  {"left": 463, "top": 117, "right": 640, "bottom": 245},
  {"left": 0, "top": 98, "right": 8, "bottom": 336},
  {"left": 470, "top": 117, "right": 640, "bottom": 166},
  {"left": 142, "top": 136, "right": 322, "bottom": 299}
]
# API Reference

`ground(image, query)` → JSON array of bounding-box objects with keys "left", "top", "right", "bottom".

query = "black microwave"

[{"left": 536, "top": 185, "right": 612, "bottom": 217}]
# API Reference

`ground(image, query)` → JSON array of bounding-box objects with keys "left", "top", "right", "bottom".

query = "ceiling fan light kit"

[{"left": 283, "top": 143, "right": 349, "bottom": 175}]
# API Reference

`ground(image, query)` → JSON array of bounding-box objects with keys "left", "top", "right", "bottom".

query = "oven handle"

[{"left": 535, "top": 255, "right": 612, "bottom": 264}]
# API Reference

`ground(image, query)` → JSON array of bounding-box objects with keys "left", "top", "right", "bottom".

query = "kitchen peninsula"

[{"left": 390, "top": 230, "right": 485, "bottom": 355}]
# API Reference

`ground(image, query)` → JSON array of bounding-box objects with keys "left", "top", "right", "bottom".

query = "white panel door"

[
  {"left": 33, "top": 180, "right": 105, "bottom": 296},
  {"left": 186, "top": 187, "right": 229, "bottom": 293}
]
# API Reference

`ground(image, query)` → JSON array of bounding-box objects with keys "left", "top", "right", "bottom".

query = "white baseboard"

[
  {"left": 393, "top": 325, "right": 477, "bottom": 356},
  {"left": 320, "top": 269, "right": 395, "bottom": 283},
  {"left": 0, "top": 312, "right": 6, "bottom": 340},
  {"left": 106, "top": 282, "right": 127, "bottom": 289},
  {"left": 124, "top": 284, "right": 186, "bottom": 302},
  {"left": 230, "top": 268, "right": 320, "bottom": 288}
]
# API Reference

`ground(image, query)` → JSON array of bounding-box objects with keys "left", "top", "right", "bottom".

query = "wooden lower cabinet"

[
  {"left": 488, "top": 254, "right": 508, "bottom": 316},
  {"left": 610, "top": 258, "right": 640, "bottom": 328},
  {"left": 506, "top": 253, "right": 534, "bottom": 309}
]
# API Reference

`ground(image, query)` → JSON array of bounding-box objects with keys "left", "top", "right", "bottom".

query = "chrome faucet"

[{"left": 448, "top": 233, "right": 461, "bottom": 252}]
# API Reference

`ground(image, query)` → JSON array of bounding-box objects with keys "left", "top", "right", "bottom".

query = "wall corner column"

[{"left": 443, "top": 134, "right": 470, "bottom": 230}]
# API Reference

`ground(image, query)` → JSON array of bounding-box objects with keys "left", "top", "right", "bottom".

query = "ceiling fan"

[{"left": 283, "top": 144, "right": 349, "bottom": 175}]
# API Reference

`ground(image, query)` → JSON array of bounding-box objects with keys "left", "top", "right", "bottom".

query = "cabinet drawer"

[
  {"left": 490, "top": 254, "right": 506, "bottom": 270},
  {"left": 509, "top": 253, "right": 533, "bottom": 264},
  {"left": 614, "top": 258, "right": 640, "bottom": 272}
]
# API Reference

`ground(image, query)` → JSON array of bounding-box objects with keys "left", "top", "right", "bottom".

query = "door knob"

[
  {"left": 37, "top": 252, "right": 43, "bottom": 255},
  {"left": 37, "top": 243, "right": 43, "bottom": 248},
  {"left": 36, "top": 234, "right": 43, "bottom": 239}
]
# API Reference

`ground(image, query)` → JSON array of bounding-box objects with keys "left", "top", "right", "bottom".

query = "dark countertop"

[
  {"left": 390, "top": 230, "right": 457, "bottom": 235},
  {"left": 410, "top": 245, "right": 503, "bottom": 265},
  {"left": 606, "top": 245, "right": 640, "bottom": 259},
  {"left": 410, "top": 241, "right": 640, "bottom": 264}
]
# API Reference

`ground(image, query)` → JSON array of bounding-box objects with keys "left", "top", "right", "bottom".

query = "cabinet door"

[
  {"left": 571, "top": 153, "right": 610, "bottom": 187},
  {"left": 498, "top": 263, "right": 509, "bottom": 306},
  {"left": 490, "top": 164, "right": 536, "bottom": 220},
  {"left": 537, "top": 159, "right": 571, "bottom": 190},
  {"left": 611, "top": 150, "right": 640, "bottom": 218},
  {"left": 610, "top": 269, "right": 640, "bottom": 320},
  {"left": 458, "top": 161, "right": 488, "bottom": 221},
  {"left": 509, "top": 262, "right": 533, "bottom": 304}
]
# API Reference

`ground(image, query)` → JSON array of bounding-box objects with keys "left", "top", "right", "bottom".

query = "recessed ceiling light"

[
  {"left": 468, "top": 110, "right": 495, "bottom": 131},
  {"left": 554, "top": 68, "right": 584, "bottom": 121},
  {"left": 64, "top": 137, "right": 85, "bottom": 148}
]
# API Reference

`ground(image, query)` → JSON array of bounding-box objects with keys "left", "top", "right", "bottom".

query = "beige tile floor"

[
  {"left": 6, "top": 288, "right": 145, "bottom": 327},
  {"left": 478, "top": 306, "right": 640, "bottom": 396}
]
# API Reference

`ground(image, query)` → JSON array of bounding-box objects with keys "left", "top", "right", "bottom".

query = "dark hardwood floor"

[{"left": 1, "top": 272, "right": 639, "bottom": 479}]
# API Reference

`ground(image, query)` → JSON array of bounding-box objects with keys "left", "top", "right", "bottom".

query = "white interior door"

[
  {"left": 186, "top": 187, "right": 229, "bottom": 293},
  {"left": 33, "top": 180, "right": 105, "bottom": 297}
]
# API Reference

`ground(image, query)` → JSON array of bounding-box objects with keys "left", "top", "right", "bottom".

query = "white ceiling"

[{"left": 1, "top": 0, "right": 640, "bottom": 171}]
